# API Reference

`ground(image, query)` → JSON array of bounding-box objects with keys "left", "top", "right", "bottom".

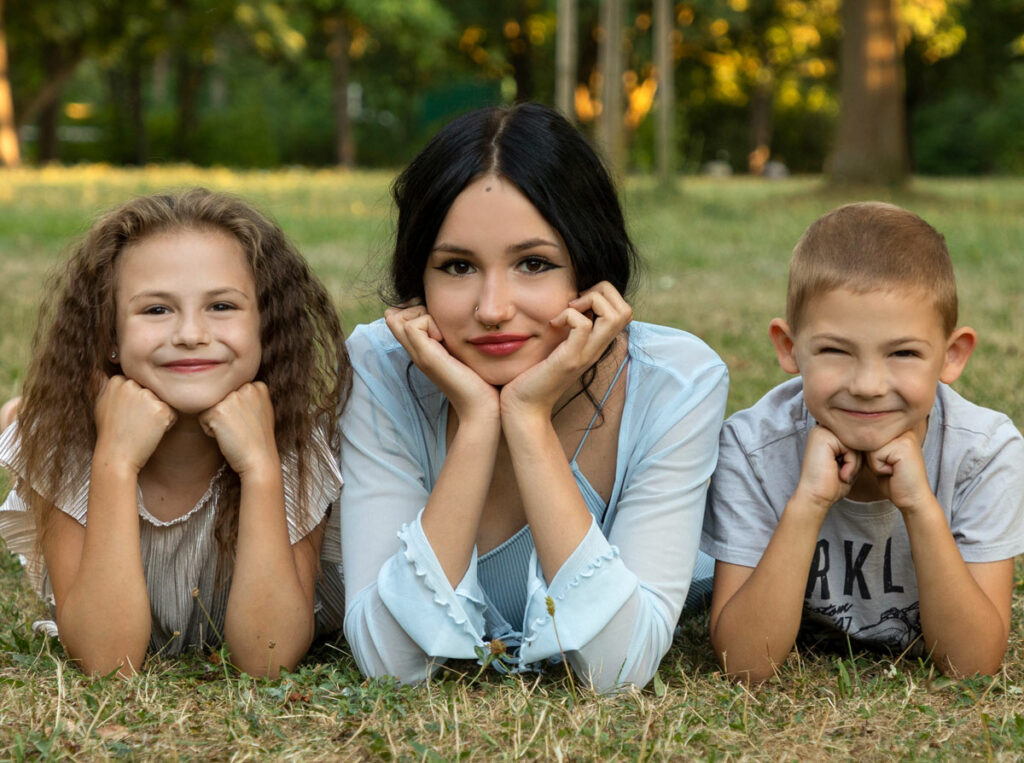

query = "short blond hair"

[{"left": 787, "top": 202, "right": 957, "bottom": 335}]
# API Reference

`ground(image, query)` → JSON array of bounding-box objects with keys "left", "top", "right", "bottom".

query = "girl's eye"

[
  {"left": 143, "top": 305, "right": 170, "bottom": 316},
  {"left": 210, "top": 302, "right": 236, "bottom": 312},
  {"left": 517, "top": 256, "right": 556, "bottom": 274},
  {"left": 438, "top": 259, "right": 475, "bottom": 276}
]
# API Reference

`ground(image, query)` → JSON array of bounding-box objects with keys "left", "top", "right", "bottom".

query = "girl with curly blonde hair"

[{"left": 0, "top": 188, "right": 349, "bottom": 677}]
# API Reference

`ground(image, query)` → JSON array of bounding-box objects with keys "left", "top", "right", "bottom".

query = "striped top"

[{"left": 0, "top": 424, "right": 344, "bottom": 656}]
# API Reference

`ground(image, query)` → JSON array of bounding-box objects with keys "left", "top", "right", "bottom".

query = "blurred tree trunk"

[
  {"left": 654, "top": 0, "right": 674, "bottom": 186},
  {"left": 37, "top": 43, "right": 63, "bottom": 163},
  {"left": 328, "top": 16, "right": 354, "bottom": 167},
  {"left": 748, "top": 65, "right": 773, "bottom": 175},
  {"left": 597, "top": 0, "right": 625, "bottom": 176},
  {"left": 555, "top": 0, "right": 577, "bottom": 121},
  {"left": 172, "top": 52, "right": 202, "bottom": 161},
  {"left": 108, "top": 44, "right": 148, "bottom": 165},
  {"left": 509, "top": 0, "right": 534, "bottom": 101},
  {"left": 0, "top": 0, "right": 20, "bottom": 166},
  {"left": 826, "top": 0, "right": 908, "bottom": 185}
]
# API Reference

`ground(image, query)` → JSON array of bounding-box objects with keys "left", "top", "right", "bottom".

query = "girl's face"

[
  {"left": 423, "top": 175, "right": 578, "bottom": 386},
  {"left": 114, "top": 228, "right": 262, "bottom": 415}
]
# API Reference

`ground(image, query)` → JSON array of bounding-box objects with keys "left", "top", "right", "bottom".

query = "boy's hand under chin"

[
  {"left": 794, "top": 424, "right": 863, "bottom": 512},
  {"left": 864, "top": 430, "right": 933, "bottom": 514}
]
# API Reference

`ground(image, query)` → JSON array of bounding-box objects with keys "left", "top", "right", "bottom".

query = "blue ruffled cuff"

[
  {"left": 520, "top": 519, "right": 638, "bottom": 664},
  {"left": 376, "top": 510, "right": 488, "bottom": 659}
]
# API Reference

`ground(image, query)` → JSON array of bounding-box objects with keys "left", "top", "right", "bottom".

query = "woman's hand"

[
  {"left": 94, "top": 375, "right": 177, "bottom": 474},
  {"left": 501, "top": 281, "right": 632, "bottom": 419},
  {"left": 199, "top": 382, "right": 280, "bottom": 478},
  {"left": 385, "top": 304, "right": 499, "bottom": 420}
]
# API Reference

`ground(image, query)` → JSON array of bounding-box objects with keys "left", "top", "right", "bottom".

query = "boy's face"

[{"left": 769, "top": 287, "right": 976, "bottom": 452}]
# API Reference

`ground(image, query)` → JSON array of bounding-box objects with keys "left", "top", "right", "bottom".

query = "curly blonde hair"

[{"left": 14, "top": 188, "right": 350, "bottom": 561}]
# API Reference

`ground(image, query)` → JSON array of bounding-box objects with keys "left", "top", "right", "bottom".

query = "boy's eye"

[
  {"left": 892, "top": 349, "right": 919, "bottom": 358},
  {"left": 438, "top": 259, "right": 475, "bottom": 276},
  {"left": 818, "top": 346, "right": 845, "bottom": 355},
  {"left": 517, "top": 256, "right": 557, "bottom": 274}
]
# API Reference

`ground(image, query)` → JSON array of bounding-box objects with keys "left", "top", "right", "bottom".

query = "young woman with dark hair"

[{"left": 340, "top": 103, "right": 727, "bottom": 691}]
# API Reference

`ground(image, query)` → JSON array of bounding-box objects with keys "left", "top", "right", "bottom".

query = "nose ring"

[{"left": 474, "top": 305, "right": 500, "bottom": 331}]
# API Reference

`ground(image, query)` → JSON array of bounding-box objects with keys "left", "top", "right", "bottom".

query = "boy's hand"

[
  {"left": 794, "top": 425, "right": 862, "bottom": 511},
  {"left": 865, "top": 431, "right": 931, "bottom": 514}
]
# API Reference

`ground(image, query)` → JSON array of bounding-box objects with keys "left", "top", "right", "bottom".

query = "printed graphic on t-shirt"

[{"left": 799, "top": 534, "right": 923, "bottom": 652}]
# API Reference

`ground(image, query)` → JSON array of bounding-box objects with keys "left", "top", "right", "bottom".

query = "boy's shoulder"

[
  {"left": 932, "top": 384, "right": 1018, "bottom": 440},
  {"left": 722, "top": 377, "right": 812, "bottom": 456},
  {"left": 929, "top": 384, "right": 1024, "bottom": 476}
]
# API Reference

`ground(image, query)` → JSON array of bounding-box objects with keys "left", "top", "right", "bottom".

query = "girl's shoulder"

[{"left": 0, "top": 423, "right": 90, "bottom": 524}]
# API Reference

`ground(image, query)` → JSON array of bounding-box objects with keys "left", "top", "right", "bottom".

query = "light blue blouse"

[{"left": 339, "top": 319, "right": 728, "bottom": 691}]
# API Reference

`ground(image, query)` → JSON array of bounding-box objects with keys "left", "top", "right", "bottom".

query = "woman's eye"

[
  {"left": 518, "top": 256, "right": 555, "bottom": 274},
  {"left": 439, "top": 259, "right": 475, "bottom": 276}
]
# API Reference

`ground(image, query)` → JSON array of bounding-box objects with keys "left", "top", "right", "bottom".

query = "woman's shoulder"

[
  {"left": 347, "top": 319, "right": 404, "bottom": 364},
  {"left": 627, "top": 321, "right": 726, "bottom": 379}
]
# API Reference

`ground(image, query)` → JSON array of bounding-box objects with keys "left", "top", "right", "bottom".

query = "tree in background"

[{"left": 0, "top": 0, "right": 18, "bottom": 166}]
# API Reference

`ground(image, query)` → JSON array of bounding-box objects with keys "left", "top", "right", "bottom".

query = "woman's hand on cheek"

[
  {"left": 502, "top": 281, "right": 632, "bottom": 418},
  {"left": 385, "top": 304, "right": 499, "bottom": 420},
  {"left": 199, "top": 382, "right": 279, "bottom": 478},
  {"left": 94, "top": 375, "right": 177, "bottom": 473}
]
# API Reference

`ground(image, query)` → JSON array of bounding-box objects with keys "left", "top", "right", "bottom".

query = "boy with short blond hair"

[{"left": 702, "top": 202, "right": 1024, "bottom": 682}]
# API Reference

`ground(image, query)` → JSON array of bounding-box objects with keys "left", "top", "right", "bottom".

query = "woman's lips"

[{"left": 468, "top": 334, "right": 530, "bottom": 357}]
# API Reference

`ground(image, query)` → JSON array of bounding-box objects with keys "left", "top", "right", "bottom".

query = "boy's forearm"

[
  {"left": 903, "top": 498, "right": 1008, "bottom": 676},
  {"left": 712, "top": 494, "right": 827, "bottom": 682}
]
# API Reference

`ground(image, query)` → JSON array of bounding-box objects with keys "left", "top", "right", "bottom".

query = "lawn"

[{"left": 1, "top": 167, "right": 1023, "bottom": 759}]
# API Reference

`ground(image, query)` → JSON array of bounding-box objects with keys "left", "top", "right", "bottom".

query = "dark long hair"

[{"left": 386, "top": 102, "right": 638, "bottom": 305}]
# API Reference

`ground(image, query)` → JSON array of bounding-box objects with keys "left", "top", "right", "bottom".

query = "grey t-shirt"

[{"left": 701, "top": 378, "right": 1024, "bottom": 654}]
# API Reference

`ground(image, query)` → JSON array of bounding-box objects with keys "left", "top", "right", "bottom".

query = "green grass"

[{"left": 2, "top": 167, "right": 1024, "bottom": 759}]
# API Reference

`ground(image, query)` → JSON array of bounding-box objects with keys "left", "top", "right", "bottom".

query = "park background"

[{"left": 1, "top": 1, "right": 1024, "bottom": 759}]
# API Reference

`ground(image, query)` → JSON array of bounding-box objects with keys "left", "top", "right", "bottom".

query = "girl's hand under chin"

[
  {"left": 199, "top": 381, "right": 279, "bottom": 477},
  {"left": 385, "top": 303, "right": 499, "bottom": 420},
  {"left": 94, "top": 375, "right": 178, "bottom": 473},
  {"left": 501, "top": 281, "right": 632, "bottom": 419}
]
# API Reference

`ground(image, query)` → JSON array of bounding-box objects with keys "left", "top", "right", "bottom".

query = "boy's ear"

[
  {"left": 768, "top": 318, "right": 800, "bottom": 374},
  {"left": 939, "top": 326, "right": 977, "bottom": 384}
]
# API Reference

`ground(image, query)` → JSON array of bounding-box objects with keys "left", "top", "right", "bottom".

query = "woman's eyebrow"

[
  {"left": 507, "top": 238, "right": 562, "bottom": 253},
  {"left": 430, "top": 242, "right": 473, "bottom": 255}
]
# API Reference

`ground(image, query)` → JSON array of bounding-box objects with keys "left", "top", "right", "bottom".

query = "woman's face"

[{"left": 422, "top": 174, "right": 577, "bottom": 386}]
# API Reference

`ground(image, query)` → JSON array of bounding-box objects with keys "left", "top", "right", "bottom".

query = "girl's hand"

[
  {"left": 385, "top": 304, "right": 499, "bottom": 420},
  {"left": 94, "top": 375, "right": 177, "bottom": 473},
  {"left": 199, "top": 382, "right": 279, "bottom": 477},
  {"left": 501, "top": 281, "right": 632, "bottom": 418}
]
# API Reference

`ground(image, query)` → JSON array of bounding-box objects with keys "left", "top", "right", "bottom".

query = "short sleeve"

[
  {"left": 948, "top": 417, "right": 1024, "bottom": 563},
  {"left": 281, "top": 425, "right": 343, "bottom": 545}
]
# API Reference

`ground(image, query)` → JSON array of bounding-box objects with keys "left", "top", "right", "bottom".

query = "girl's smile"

[{"left": 423, "top": 174, "right": 576, "bottom": 386}]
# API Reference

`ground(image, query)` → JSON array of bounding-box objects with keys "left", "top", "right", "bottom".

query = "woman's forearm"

[{"left": 420, "top": 414, "right": 501, "bottom": 586}]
